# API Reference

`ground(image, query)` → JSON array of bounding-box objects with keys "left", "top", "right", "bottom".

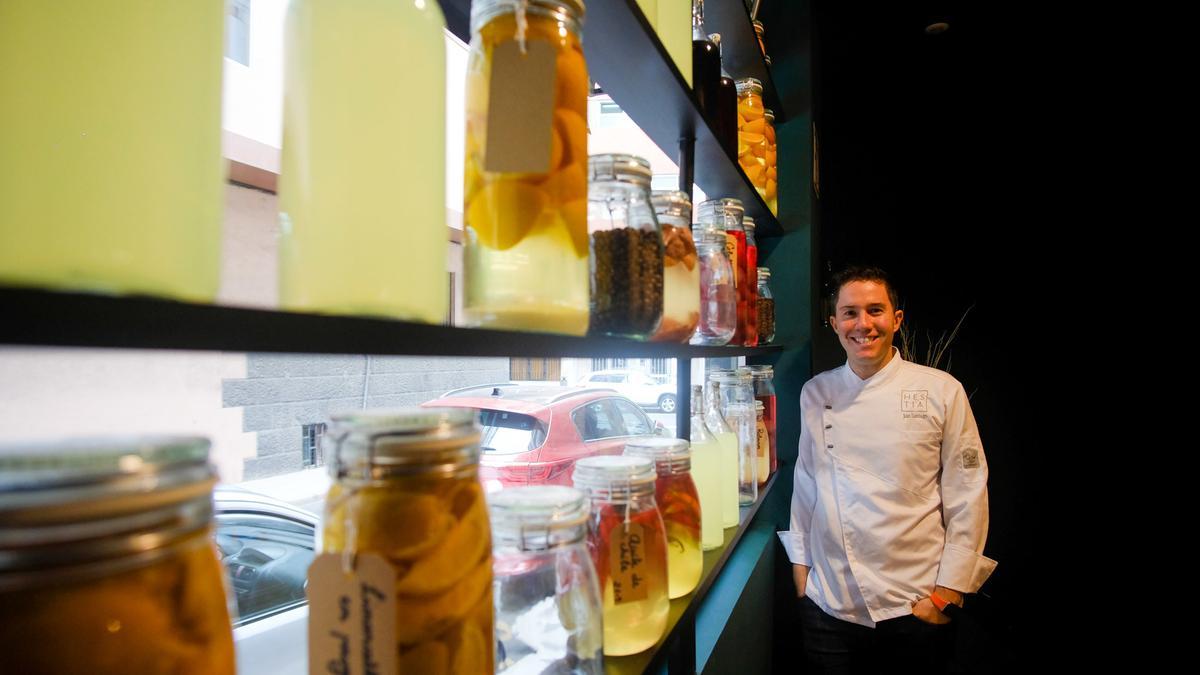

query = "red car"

[{"left": 421, "top": 383, "right": 663, "bottom": 491}]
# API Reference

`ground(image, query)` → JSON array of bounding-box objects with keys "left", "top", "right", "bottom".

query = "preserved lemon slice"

[
  {"left": 400, "top": 640, "right": 449, "bottom": 675},
  {"left": 394, "top": 557, "right": 492, "bottom": 645},
  {"left": 326, "top": 490, "right": 453, "bottom": 562},
  {"left": 767, "top": 166, "right": 777, "bottom": 181},
  {"left": 396, "top": 489, "right": 489, "bottom": 595},
  {"left": 738, "top": 103, "right": 763, "bottom": 120},
  {"left": 554, "top": 109, "right": 587, "bottom": 169},
  {"left": 466, "top": 180, "right": 548, "bottom": 251},
  {"left": 448, "top": 622, "right": 488, "bottom": 674},
  {"left": 540, "top": 161, "right": 587, "bottom": 204},
  {"left": 744, "top": 164, "right": 766, "bottom": 184},
  {"left": 765, "top": 124, "right": 776, "bottom": 144},
  {"left": 766, "top": 149, "right": 776, "bottom": 167},
  {"left": 556, "top": 45, "right": 589, "bottom": 117},
  {"left": 562, "top": 198, "right": 588, "bottom": 258},
  {"left": 740, "top": 132, "right": 765, "bottom": 146},
  {"left": 743, "top": 118, "right": 765, "bottom": 135}
]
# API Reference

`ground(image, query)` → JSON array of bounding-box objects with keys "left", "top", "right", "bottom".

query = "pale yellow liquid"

[
  {"left": 666, "top": 521, "right": 702, "bottom": 598},
  {"left": 463, "top": 218, "right": 589, "bottom": 334},
  {"left": 656, "top": 0, "right": 693, "bottom": 87},
  {"left": 278, "top": 0, "right": 447, "bottom": 322},
  {"left": 689, "top": 435, "right": 725, "bottom": 550},
  {"left": 601, "top": 575, "right": 670, "bottom": 656},
  {"left": 0, "top": 1, "right": 224, "bottom": 300},
  {"left": 635, "top": 0, "right": 659, "bottom": 28},
  {"left": 714, "top": 430, "right": 740, "bottom": 527},
  {"left": 660, "top": 261, "right": 701, "bottom": 340}
]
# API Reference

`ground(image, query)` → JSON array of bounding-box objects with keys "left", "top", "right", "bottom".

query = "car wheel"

[{"left": 658, "top": 394, "right": 676, "bottom": 413}]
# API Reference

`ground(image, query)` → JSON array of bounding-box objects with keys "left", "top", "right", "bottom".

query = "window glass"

[
  {"left": 572, "top": 399, "right": 621, "bottom": 441},
  {"left": 478, "top": 410, "right": 547, "bottom": 454},
  {"left": 214, "top": 511, "right": 315, "bottom": 627},
  {"left": 612, "top": 399, "right": 653, "bottom": 436}
]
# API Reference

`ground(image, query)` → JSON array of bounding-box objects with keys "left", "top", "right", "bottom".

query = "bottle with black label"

[
  {"left": 710, "top": 33, "right": 739, "bottom": 157},
  {"left": 691, "top": 0, "right": 720, "bottom": 121}
]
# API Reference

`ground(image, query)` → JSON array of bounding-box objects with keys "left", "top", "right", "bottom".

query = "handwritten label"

[
  {"left": 724, "top": 233, "right": 739, "bottom": 287},
  {"left": 308, "top": 553, "right": 397, "bottom": 675},
  {"left": 484, "top": 39, "right": 557, "bottom": 174},
  {"left": 608, "top": 522, "right": 649, "bottom": 605}
]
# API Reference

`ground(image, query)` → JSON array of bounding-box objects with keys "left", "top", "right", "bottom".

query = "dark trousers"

[{"left": 797, "top": 596, "right": 954, "bottom": 675}]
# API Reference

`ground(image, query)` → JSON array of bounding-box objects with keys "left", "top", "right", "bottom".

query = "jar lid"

[
  {"left": 0, "top": 436, "right": 216, "bottom": 579},
  {"left": 736, "top": 78, "right": 764, "bottom": 96},
  {"left": 327, "top": 407, "right": 481, "bottom": 480},
  {"left": 758, "top": 266, "right": 771, "bottom": 280},
  {"left": 764, "top": 109, "right": 775, "bottom": 123},
  {"left": 651, "top": 190, "right": 692, "bottom": 220},
  {"left": 753, "top": 20, "right": 765, "bottom": 34},
  {"left": 709, "top": 368, "right": 751, "bottom": 385},
  {"left": 589, "top": 153, "right": 652, "bottom": 187},
  {"left": 747, "top": 364, "right": 774, "bottom": 379},
  {"left": 572, "top": 455, "right": 656, "bottom": 493},
  {"left": 743, "top": 216, "right": 756, "bottom": 231},
  {"left": 623, "top": 436, "right": 691, "bottom": 475},
  {"left": 489, "top": 486, "right": 589, "bottom": 551},
  {"left": 697, "top": 197, "right": 744, "bottom": 225},
  {"left": 471, "top": 0, "right": 586, "bottom": 35}
]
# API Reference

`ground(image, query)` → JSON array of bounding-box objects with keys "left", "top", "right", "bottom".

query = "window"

[
  {"left": 215, "top": 511, "right": 315, "bottom": 627},
  {"left": 572, "top": 400, "right": 621, "bottom": 441},
  {"left": 600, "top": 101, "right": 623, "bottom": 115},
  {"left": 611, "top": 399, "right": 654, "bottom": 436},
  {"left": 478, "top": 410, "right": 547, "bottom": 454},
  {"left": 225, "top": 0, "right": 251, "bottom": 66},
  {"left": 301, "top": 423, "right": 325, "bottom": 468}
]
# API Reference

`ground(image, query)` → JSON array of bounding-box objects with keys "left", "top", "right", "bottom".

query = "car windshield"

[{"left": 478, "top": 410, "right": 548, "bottom": 454}]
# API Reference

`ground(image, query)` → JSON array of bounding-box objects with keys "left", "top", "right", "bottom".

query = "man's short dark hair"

[{"left": 827, "top": 266, "right": 901, "bottom": 316}]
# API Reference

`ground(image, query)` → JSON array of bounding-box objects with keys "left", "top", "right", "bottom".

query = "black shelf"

[
  {"left": 0, "top": 288, "right": 786, "bottom": 359},
  {"left": 605, "top": 472, "right": 780, "bottom": 675}
]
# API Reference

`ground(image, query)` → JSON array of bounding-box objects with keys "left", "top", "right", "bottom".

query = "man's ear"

[{"left": 893, "top": 309, "right": 904, "bottom": 331}]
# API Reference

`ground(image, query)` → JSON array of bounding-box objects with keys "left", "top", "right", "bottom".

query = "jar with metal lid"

[
  {"left": 689, "top": 218, "right": 737, "bottom": 346},
  {"left": 463, "top": 0, "right": 590, "bottom": 334},
  {"left": 572, "top": 455, "right": 669, "bottom": 656},
  {"left": 0, "top": 436, "right": 234, "bottom": 675},
  {"left": 650, "top": 190, "right": 700, "bottom": 342},
  {"left": 763, "top": 108, "right": 778, "bottom": 213},
  {"left": 703, "top": 379, "right": 741, "bottom": 527},
  {"left": 698, "top": 197, "right": 750, "bottom": 344},
  {"left": 708, "top": 368, "right": 757, "bottom": 505},
  {"left": 735, "top": 78, "right": 769, "bottom": 205},
  {"left": 742, "top": 215, "right": 760, "bottom": 347},
  {"left": 757, "top": 266, "right": 776, "bottom": 345},
  {"left": 490, "top": 486, "right": 603, "bottom": 674},
  {"left": 754, "top": 400, "right": 769, "bottom": 485},
  {"left": 623, "top": 436, "right": 702, "bottom": 598},
  {"left": 748, "top": 363, "right": 777, "bottom": 474},
  {"left": 587, "top": 154, "right": 665, "bottom": 339},
  {"left": 319, "top": 408, "right": 493, "bottom": 673}
]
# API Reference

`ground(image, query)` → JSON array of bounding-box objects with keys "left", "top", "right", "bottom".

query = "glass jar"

[
  {"left": 688, "top": 385, "right": 725, "bottom": 550},
  {"left": 697, "top": 198, "right": 750, "bottom": 345},
  {"left": 0, "top": 437, "right": 234, "bottom": 674},
  {"left": 754, "top": 400, "right": 769, "bottom": 485},
  {"left": 743, "top": 216, "right": 760, "bottom": 347},
  {"left": 623, "top": 437, "right": 702, "bottom": 599},
  {"left": 1, "top": 2, "right": 223, "bottom": 302},
  {"left": 463, "top": 0, "right": 590, "bottom": 334},
  {"left": 279, "top": 0, "right": 447, "bottom": 321},
  {"left": 587, "top": 154, "right": 665, "bottom": 339},
  {"left": 689, "top": 220, "right": 737, "bottom": 346},
  {"left": 756, "top": 267, "right": 776, "bottom": 345},
  {"left": 748, "top": 363, "right": 778, "bottom": 475},
  {"left": 763, "top": 108, "right": 778, "bottom": 214},
  {"left": 735, "top": 78, "right": 769, "bottom": 205},
  {"left": 320, "top": 408, "right": 493, "bottom": 673},
  {"left": 650, "top": 190, "right": 700, "bottom": 343},
  {"left": 572, "top": 456, "right": 669, "bottom": 656},
  {"left": 490, "top": 486, "right": 603, "bottom": 674},
  {"left": 709, "top": 369, "right": 757, "bottom": 505},
  {"left": 703, "top": 380, "right": 741, "bottom": 527}
]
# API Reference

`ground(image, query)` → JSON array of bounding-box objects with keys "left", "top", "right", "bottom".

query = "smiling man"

[{"left": 778, "top": 266, "right": 997, "bottom": 674}]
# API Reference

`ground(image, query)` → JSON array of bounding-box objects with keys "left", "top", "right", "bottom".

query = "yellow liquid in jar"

[
  {"left": 715, "top": 430, "right": 741, "bottom": 527},
  {"left": 278, "top": 0, "right": 447, "bottom": 321},
  {"left": 665, "top": 520, "right": 703, "bottom": 598},
  {"left": 689, "top": 435, "right": 725, "bottom": 550},
  {"left": 0, "top": 1, "right": 224, "bottom": 301},
  {"left": 654, "top": 258, "right": 701, "bottom": 341},
  {"left": 656, "top": 0, "right": 693, "bottom": 87}
]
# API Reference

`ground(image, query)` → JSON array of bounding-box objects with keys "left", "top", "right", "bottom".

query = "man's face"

[{"left": 829, "top": 280, "right": 903, "bottom": 373}]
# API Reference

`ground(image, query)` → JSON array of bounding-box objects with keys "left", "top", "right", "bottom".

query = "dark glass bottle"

[
  {"left": 710, "top": 33, "right": 739, "bottom": 157},
  {"left": 691, "top": 0, "right": 720, "bottom": 122}
]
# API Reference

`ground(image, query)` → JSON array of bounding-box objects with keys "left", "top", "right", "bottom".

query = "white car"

[{"left": 577, "top": 369, "right": 678, "bottom": 413}]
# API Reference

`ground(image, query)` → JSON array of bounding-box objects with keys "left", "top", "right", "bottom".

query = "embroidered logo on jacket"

[{"left": 901, "top": 390, "right": 929, "bottom": 419}]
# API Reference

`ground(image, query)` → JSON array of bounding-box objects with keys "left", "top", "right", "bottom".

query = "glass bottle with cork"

[
  {"left": 688, "top": 384, "right": 725, "bottom": 550},
  {"left": 704, "top": 379, "right": 741, "bottom": 527}
]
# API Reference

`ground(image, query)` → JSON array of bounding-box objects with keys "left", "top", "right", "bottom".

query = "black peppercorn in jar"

[{"left": 586, "top": 154, "right": 664, "bottom": 339}]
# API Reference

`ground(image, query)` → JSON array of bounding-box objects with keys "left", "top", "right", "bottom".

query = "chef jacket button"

[
  {"left": 825, "top": 405, "right": 832, "bottom": 410},
  {"left": 825, "top": 424, "right": 832, "bottom": 429},
  {"left": 827, "top": 444, "right": 833, "bottom": 448}
]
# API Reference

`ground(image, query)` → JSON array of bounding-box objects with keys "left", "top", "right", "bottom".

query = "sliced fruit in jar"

[{"left": 466, "top": 180, "right": 548, "bottom": 250}]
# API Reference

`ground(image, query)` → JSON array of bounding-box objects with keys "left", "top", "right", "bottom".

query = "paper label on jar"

[
  {"left": 724, "top": 233, "right": 739, "bottom": 287},
  {"left": 757, "top": 421, "right": 769, "bottom": 459},
  {"left": 308, "top": 553, "right": 397, "bottom": 675},
  {"left": 484, "top": 39, "right": 557, "bottom": 174},
  {"left": 609, "top": 521, "right": 650, "bottom": 605}
]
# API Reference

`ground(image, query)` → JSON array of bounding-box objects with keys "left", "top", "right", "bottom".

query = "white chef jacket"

[{"left": 777, "top": 349, "right": 997, "bottom": 627}]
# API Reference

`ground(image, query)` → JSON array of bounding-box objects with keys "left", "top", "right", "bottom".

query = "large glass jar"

[
  {"left": 572, "top": 456, "right": 669, "bottom": 656},
  {"left": 279, "top": 0, "right": 447, "bottom": 320},
  {"left": 743, "top": 216, "right": 760, "bottom": 347},
  {"left": 709, "top": 369, "right": 757, "bottom": 505},
  {"left": 623, "top": 436, "right": 702, "bottom": 599},
  {"left": 1, "top": 2, "right": 224, "bottom": 302},
  {"left": 748, "top": 363, "right": 778, "bottom": 475},
  {"left": 463, "top": 0, "right": 590, "bottom": 334},
  {"left": 698, "top": 198, "right": 750, "bottom": 345},
  {"left": 704, "top": 380, "right": 741, "bottom": 527},
  {"left": 587, "top": 154, "right": 665, "bottom": 339},
  {"left": 650, "top": 190, "right": 700, "bottom": 342},
  {"left": 0, "top": 437, "right": 235, "bottom": 674},
  {"left": 763, "top": 108, "right": 778, "bottom": 213},
  {"left": 490, "top": 486, "right": 603, "bottom": 674},
  {"left": 689, "top": 219, "right": 737, "bottom": 346},
  {"left": 735, "top": 78, "right": 769, "bottom": 206},
  {"left": 688, "top": 385, "right": 725, "bottom": 550},
  {"left": 756, "top": 267, "right": 776, "bottom": 344},
  {"left": 319, "top": 408, "right": 493, "bottom": 673}
]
